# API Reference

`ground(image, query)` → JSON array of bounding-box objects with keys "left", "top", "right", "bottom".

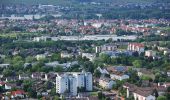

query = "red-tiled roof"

[
  {"left": 11, "top": 90, "right": 26, "bottom": 96},
  {"left": 0, "top": 81, "right": 5, "bottom": 85},
  {"left": 129, "top": 43, "right": 144, "bottom": 47}
]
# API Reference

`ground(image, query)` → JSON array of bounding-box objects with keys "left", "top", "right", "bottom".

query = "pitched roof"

[{"left": 11, "top": 90, "right": 26, "bottom": 96}]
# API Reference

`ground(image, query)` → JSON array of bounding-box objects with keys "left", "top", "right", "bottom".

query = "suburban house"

[
  {"left": 11, "top": 90, "right": 27, "bottom": 99},
  {"left": 110, "top": 73, "right": 129, "bottom": 81},
  {"left": 31, "top": 72, "right": 45, "bottom": 80},
  {"left": 106, "top": 66, "right": 129, "bottom": 81},
  {"left": 5, "top": 83, "right": 17, "bottom": 90},
  {"left": 145, "top": 50, "right": 156, "bottom": 57},
  {"left": 35, "top": 54, "right": 46, "bottom": 60},
  {"left": 0, "top": 64, "right": 10, "bottom": 68},
  {"left": 0, "top": 81, "right": 5, "bottom": 86},
  {"left": 82, "top": 53, "right": 96, "bottom": 61},
  {"left": 96, "top": 67, "right": 109, "bottom": 75},
  {"left": 137, "top": 68, "right": 155, "bottom": 80},
  {"left": 123, "top": 82, "right": 167, "bottom": 100},
  {"left": 99, "top": 77, "right": 115, "bottom": 89},
  {"left": 61, "top": 52, "right": 73, "bottom": 58},
  {"left": 19, "top": 74, "right": 30, "bottom": 80}
]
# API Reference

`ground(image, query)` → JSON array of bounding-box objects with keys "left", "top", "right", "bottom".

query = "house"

[
  {"left": 107, "top": 66, "right": 128, "bottom": 73},
  {"left": 31, "top": 72, "right": 45, "bottom": 80},
  {"left": 123, "top": 82, "right": 167, "bottom": 100},
  {"left": 5, "top": 77, "right": 18, "bottom": 82},
  {"left": 35, "top": 54, "right": 46, "bottom": 60},
  {"left": 45, "top": 61, "right": 78, "bottom": 69},
  {"left": 61, "top": 52, "right": 73, "bottom": 58},
  {"left": 96, "top": 67, "right": 109, "bottom": 75},
  {"left": 0, "top": 64, "right": 10, "bottom": 68},
  {"left": 137, "top": 68, "right": 155, "bottom": 80},
  {"left": 164, "top": 49, "right": 170, "bottom": 55},
  {"left": 0, "top": 81, "right": 5, "bottom": 86},
  {"left": 110, "top": 73, "right": 129, "bottom": 81},
  {"left": 82, "top": 53, "right": 96, "bottom": 61},
  {"left": 99, "top": 77, "right": 115, "bottom": 89},
  {"left": 145, "top": 50, "right": 156, "bottom": 57},
  {"left": 19, "top": 74, "right": 30, "bottom": 80},
  {"left": 44, "top": 72, "right": 57, "bottom": 81},
  {"left": 127, "top": 43, "right": 144, "bottom": 53},
  {"left": 5, "top": 83, "right": 17, "bottom": 90},
  {"left": 133, "top": 89, "right": 155, "bottom": 100},
  {"left": 11, "top": 90, "right": 26, "bottom": 99}
]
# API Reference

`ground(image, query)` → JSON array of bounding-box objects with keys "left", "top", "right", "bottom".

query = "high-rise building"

[
  {"left": 85, "top": 72, "right": 93, "bottom": 91},
  {"left": 56, "top": 74, "right": 69, "bottom": 94},
  {"left": 68, "top": 75, "right": 77, "bottom": 96},
  {"left": 73, "top": 73, "right": 85, "bottom": 88},
  {"left": 56, "top": 72, "right": 93, "bottom": 96}
]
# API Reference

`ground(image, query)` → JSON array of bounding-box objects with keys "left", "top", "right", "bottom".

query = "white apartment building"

[
  {"left": 73, "top": 73, "right": 85, "bottom": 88},
  {"left": 56, "top": 74, "right": 69, "bottom": 94},
  {"left": 68, "top": 75, "right": 77, "bottom": 96},
  {"left": 85, "top": 72, "right": 93, "bottom": 91},
  {"left": 56, "top": 72, "right": 93, "bottom": 96}
]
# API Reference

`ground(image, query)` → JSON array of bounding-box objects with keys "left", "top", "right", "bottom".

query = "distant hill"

[{"left": 1, "top": 0, "right": 169, "bottom": 5}]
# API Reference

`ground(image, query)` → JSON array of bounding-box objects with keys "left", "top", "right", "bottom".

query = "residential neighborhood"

[{"left": 0, "top": 0, "right": 170, "bottom": 100}]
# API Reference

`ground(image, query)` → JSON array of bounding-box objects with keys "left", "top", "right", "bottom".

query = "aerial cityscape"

[{"left": 0, "top": 0, "right": 170, "bottom": 100}]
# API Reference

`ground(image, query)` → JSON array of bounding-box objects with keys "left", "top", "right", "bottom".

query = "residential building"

[
  {"left": 96, "top": 44, "right": 117, "bottom": 53},
  {"left": 97, "top": 67, "right": 109, "bottom": 75},
  {"left": 19, "top": 74, "right": 30, "bottom": 80},
  {"left": 73, "top": 73, "right": 85, "bottom": 88},
  {"left": 85, "top": 72, "right": 93, "bottom": 91},
  {"left": 11, "top": 90, "right": 26, "bottom": 99},
  {"left": 123, "top": 82, "right": 167, "bottom": 100},
  {"left": 82, "top": 53, "right": 96, "bottom": 61},
  {"left": 0, "top": 64, "right": 10, "bottom": 68},
  {"left": 110, "top": 73, "right": 129, "bottom": 81},
  {"left": 127, "top": 43, "right": 144, "bottom": 53},
  {"left": 61, "top": 52, "right": 73, "bottom": 58},
  {"left": 56, "top": 74, "right": 69, "bottom": 95},
  {"left": 145, "top": 50, "right": 156, "bottom": 57},
  {"left": 99, "top": 78, "right": 115, "bottom": 89},
  {"left": 56, "top": 72, "right": 93, "bottom": 96},
  {"left": 68, "top": 75, "right": 77, "bottom": 96},
  {"left": 137, "top": 68, "right": 155, "bottom": 80},
  {"left": 35, "top": 54, "right": 46, "bottom": 60}
]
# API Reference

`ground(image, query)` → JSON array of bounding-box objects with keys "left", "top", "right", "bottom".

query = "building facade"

[{"left": 56, "top": 72, "right": 93, "bottom": 96}]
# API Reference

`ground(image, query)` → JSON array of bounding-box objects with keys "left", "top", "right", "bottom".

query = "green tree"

[
  {"left": 25, "top": 56, "right": 34, "bottom": 63},
  {"left": 132, "top": 60, "right": 142, "bottom": 68},
  {"left": 94, "top": 70, "right": 101, "bottom": 78},
  {"left": 157, "top": 96, "right": 167, "bottom": 100}
]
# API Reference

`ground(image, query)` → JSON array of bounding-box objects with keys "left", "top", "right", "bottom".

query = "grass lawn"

[{"left": 90, "top": 92, "right": 98, "bottom": 96}]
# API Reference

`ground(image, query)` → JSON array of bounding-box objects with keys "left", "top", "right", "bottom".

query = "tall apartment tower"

[
  {"left": 56, "top": 74, "right": 69, "bottom": 94},
  {"left": 68, "top": 75, "right": 77, "bottom": 96},
  {"left": 85, "top": 72, "right": 93, "bottom": 91}
]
